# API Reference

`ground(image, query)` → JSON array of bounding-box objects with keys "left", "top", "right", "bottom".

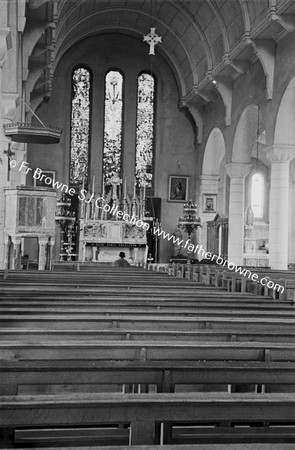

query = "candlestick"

[
  {"left": 124, "top": 177, "right": 127, "bottom": 198},
  {"left": 92, "top": 175, "right": 95, "bottom": 194}
]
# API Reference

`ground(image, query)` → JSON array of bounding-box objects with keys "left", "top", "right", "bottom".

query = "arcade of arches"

[{"left": 1, "top": 0, "right": 295, "bottom": 270}]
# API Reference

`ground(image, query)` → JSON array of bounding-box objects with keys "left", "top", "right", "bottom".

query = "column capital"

[
  {"left": 225, "top": 162, "right": 251, "bottom": 178},
  {"left": 38, "top": 238, "right": 49, "bottom": 245},
  {"left": 9, "top": 236, "right": 22, "bottom": 244},
  {"left": 200, "top": 174, "right": 220, "bottom": 182},
  {"left": 265, "top": 144, "right": 295, "bottom": 163}
]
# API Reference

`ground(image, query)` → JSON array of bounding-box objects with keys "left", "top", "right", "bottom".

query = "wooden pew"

[
  {"left": 3, "top": 313, "right": 295, "bottom": 331},
  {"left": 2, "top": 392, "right": 295, "bottom": 445},
  {"left": 1, "top": 340, "right": 295, "bottom": 363},
  {"left": 1, "top": 296, "right": 292, "bottom": 307},
  {"left": 2, "top": 359, "right": 295, "bottom": 395},
  {"left": 2, "top": 268, "right": 295, "bottom": 447},
  {"left": 200, "top": 265, "right": 295, "bottom": 301},
  {"left": 1, "top": 304, "right": 295, "bottom": 317},
  {"left": 7, "top": 445, "right": 295, "bottom": 450},
  {"left": 3, "top": 328, "right": 295, "bottom": 343},
  {"left": 0, "top": 288, "right": 274, "bottom": 300},
  {"left": 177, "top": 263, "right": 295, "bottom": 301},
  {"left": 7, "top": 266, "right": 291, "bottom": 304}
]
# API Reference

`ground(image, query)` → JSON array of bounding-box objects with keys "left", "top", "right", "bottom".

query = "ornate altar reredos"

[{"left": 78, "top": 180, "right": 148, "bottom": 264}]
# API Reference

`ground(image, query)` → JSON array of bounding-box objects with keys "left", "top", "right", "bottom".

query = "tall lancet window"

[
  {"left": 103, "top": 70, "right": 123, "bottom": 184},
  {"left": 70, "top": 67, "right": 91, "bottom": 185},
  {"left": 251, "top": 172, "right": 264, "bottom": 218},
  {"left": 135, "top": 73, "right": 155, "bottom": 188}
]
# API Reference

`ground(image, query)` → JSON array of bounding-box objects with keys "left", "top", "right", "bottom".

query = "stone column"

[
  {"left": 4, "top": 236, "right": 11, "bottom": 269},
  {"left": 92, "top": 245, "right": 97, "bottom": 262},
  {"left": 225, "top": 162, "right": 251, "bottom": 266},
  {"left": 198, "top": 175, "right": 220, "bottom": 252},
  {"left": 38, "top": 238, "right": 48, "bottom": 271},
  {"left": 0, "top": 26, "right": 10, "bottom": 269},
  {"left": 13, "top": 238, "right": 21, "bottom": 270},
  {"left": 265, "top": 145, "right": 295, "bottom": 269},
  {"left": 82, "top": 243, "right": 86, "bottom": 262},
  {"left": 46, "top": 239, "right": 55, "bottom": 270}
]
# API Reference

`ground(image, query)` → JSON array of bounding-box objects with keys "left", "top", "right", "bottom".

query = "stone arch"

[
  {"left": 232, "top": 104, "right": 259, "bottom": 163},
  {"left": 202, "top": 127, "right": 225, "bottom": 176},
  {"left": 199, "top": 127, "right": 226, "bottom": 254},
  {"left": 274, "top": 76, "right": 295, "bottom": 145},
  {"left": 274, "top": 76, "right": 295, "bottom": 266}
]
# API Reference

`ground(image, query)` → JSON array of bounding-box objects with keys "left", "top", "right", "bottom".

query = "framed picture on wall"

[
  {"left": 33, "top": 170, "right": 55, "bottom": 188},
  {"left": 168, "top": 176, "right": 189, "bottom": 202},
  {"left": 203, "top": 194, "right": 217, "bottom": 213}
]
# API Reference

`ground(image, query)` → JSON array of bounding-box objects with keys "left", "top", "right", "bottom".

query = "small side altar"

[
  {"left": 243, "top": 209, "right": 269, "bottom": 267},
  {"left": 4, "top": 186, "right": 57, "bottom": 269},
  {"left": 78, "top": 177, "right": 148, "bottom": 265}
]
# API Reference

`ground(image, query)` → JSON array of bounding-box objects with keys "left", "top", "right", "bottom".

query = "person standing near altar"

[{"left": 113, "top": 251, "right": 130, "bottom": 268}]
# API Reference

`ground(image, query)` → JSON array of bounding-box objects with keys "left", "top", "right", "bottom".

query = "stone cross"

[
  {"left": 143, "top": 28, "right": 162, "bottom": 55},
  {"left": 4, "top": 143, "right": 15, "bottom": 181}
]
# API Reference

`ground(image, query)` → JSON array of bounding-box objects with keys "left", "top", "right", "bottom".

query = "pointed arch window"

[
  {"left": 251, "top": 172, "right": 264, "bottom": 218},
  {"left": 135, "top": 73, "right": 155, "bottom": 188},
  {"left": 103, "top": 70, "right": 123, "bottom": 184},
  {"left": 70, "top": 67, "right": 91, "bottom": 185}
]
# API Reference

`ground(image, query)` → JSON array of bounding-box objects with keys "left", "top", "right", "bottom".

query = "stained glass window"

[
  {"left": 251, "top": 172, "right": 264, "bottom": 218},
  {"left": 103, "top": 70, "right": 123, "bottom": 184},
  {"left": 70, "top": 67, "right": 91, "bottom": 185},
  {"left": 135, "top": 73, "right": 155, "bottom": 188}
]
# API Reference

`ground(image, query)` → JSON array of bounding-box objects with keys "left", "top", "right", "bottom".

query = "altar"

[
  {"left": 79, "top": 220, "right": 147, "bottom": 264},
  {"left": 4, "top": 187, "right": 57, "bottom": 270},
  {"left": 77, "top": 177, "right": 148, "bottom": 265}
]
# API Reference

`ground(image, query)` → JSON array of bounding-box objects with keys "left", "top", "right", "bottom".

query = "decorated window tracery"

[
  {"left": 103, "top": 70, "right": 123, "bottom": 185},
  {"left": 70, "top": 67, "right": 91, "bottom": 185},
  {"left": 135, "top": 73, "right": 155, "bottom": 188}
]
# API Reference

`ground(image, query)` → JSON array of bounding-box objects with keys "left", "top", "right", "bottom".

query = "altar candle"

[
  {"left": 92, "top": 175, "right": 95, "bottom": 194},
  {"left": 82, "top": 176, "right": 85, "bottom": 191},
  {"left": 133, "top": 178, "right": 136, "bottom": 198},
  {"left": 124, "top": 177, "right": 127, "bottom": 198},
  {"left": 102, "top": 180, "right": 105, "bottom": 198},
  {"left": 143, "top": 183, "right": 146, "bottom": 200}
]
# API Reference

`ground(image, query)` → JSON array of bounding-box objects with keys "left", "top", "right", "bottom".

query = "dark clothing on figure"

[{"left": 114, "top": 258, "right": 130, "bottom": 268}]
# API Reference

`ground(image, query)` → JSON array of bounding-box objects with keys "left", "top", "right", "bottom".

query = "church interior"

[{"left": 2, "top": 0, "right": 295, "bottom": 448}]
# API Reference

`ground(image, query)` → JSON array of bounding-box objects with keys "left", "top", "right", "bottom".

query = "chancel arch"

[{"left": 24, "top": 31, "right": 195, "bottom": 263}]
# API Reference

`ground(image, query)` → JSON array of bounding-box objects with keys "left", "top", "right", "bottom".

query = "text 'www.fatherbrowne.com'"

[{"left": 153, "top": 226, "right": 284, "bottom": 294}]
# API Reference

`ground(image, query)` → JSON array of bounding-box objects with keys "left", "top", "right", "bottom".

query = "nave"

[{"left": 1, "top": 266, "right": 295, "bottom": 450}]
